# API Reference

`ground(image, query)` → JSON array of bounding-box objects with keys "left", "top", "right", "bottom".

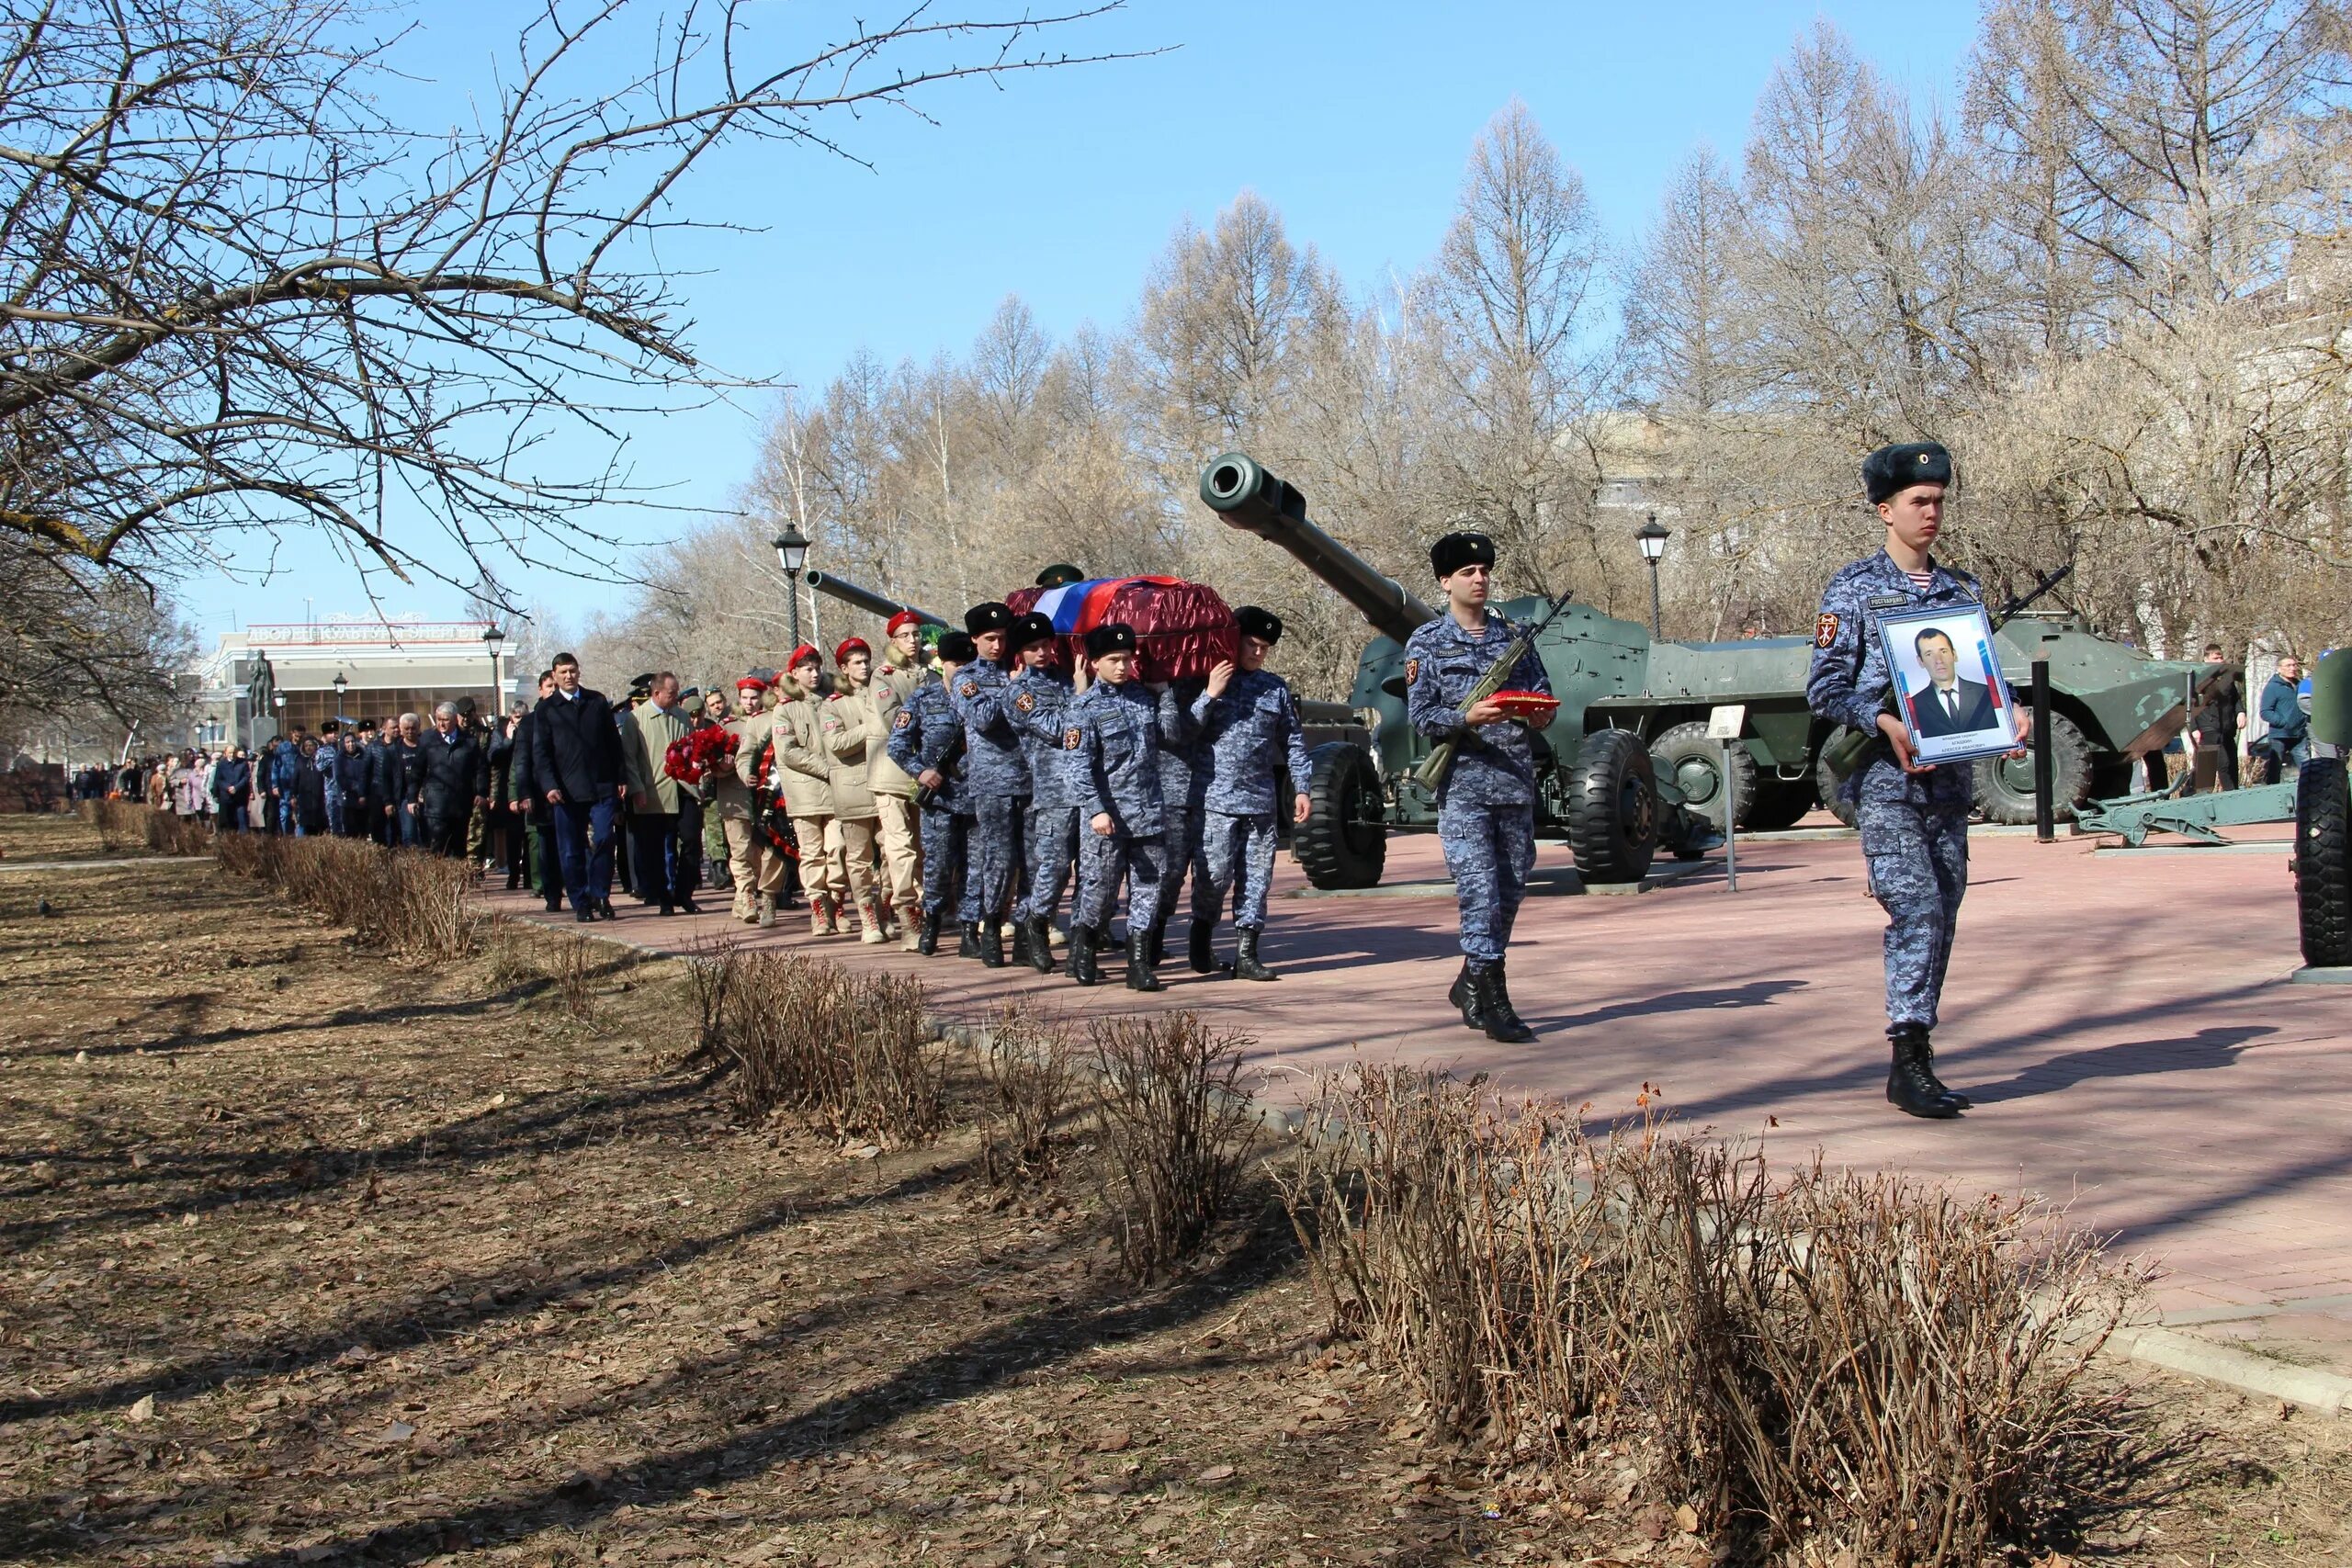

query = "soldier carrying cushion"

[
  {"left": 1806, "top": 440, "right": 2029, "bottom": 1120},
  {"left": 1403, "top": 530, "right": 1554, "bottom": 1044},
  {"left": 949, "top": 601, "right": 1031, "bottom": 968},
  {"left": 1188, "top": 605, "right": 1312, "bottom": 982},
  {"left": 888, "top": 629, "right": 978, "bottom": 956},
  {"left": 1007, "top": 610, "right": 1080, "bottom": 974},
  {"left": 1062, "top": 622, "right": 1169, "bottom": 992}
]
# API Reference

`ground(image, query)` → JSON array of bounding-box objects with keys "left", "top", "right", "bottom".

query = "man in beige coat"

[
  {"left": 879, "top": 611, "right": 929, "bottom": 705},
  {"left": 720, "top": 674, "right": 785, "bottom": 927},
  {"left": 618, "top": 671, "right": 699, "bottom": 915},
  {"left": 770, "top": 645, "right": 847, "bottom": 936},
  {"left": 821, "top": 637, "right": 903, "bottom": 945}
]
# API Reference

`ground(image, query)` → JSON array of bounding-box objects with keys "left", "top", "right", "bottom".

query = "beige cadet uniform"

[
  {"left": 720, "top": 701, "right": 786, "bottom": 921},
  {"left": 880, "top": 643, "right": 925, "bottom": 705},
  {"left": 769, "top": 673, "right": 844, "bottom": 933},
  {"left": 821, "top": 684, "right": 900, "bottom": 942},
  {"left": 837, "top": 681, "right": 922, "bottom": 943}
]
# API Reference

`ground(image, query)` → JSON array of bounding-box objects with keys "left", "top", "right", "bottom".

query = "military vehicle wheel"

[
  {"left": 1813, "top": 751, "right": 1857, "bottom": 828},
  {"left": 1567, "top": 730, "right": 1659, "bottom": 884},
  {"left": 1648, "top": 722, "right": 1755, "bottom": 835},
  {"left": 1973, "top": 711, "right": 2093, "bottom": 824},
  {"left": 1295, "top": 741, "right": 1385, "bottom": 890},
  {"left": 2295, "top": 755, "right": 2351, "bottom": 967},
  {"left": 1745, "top": 774, "right": 1818, "bottom": 832}
]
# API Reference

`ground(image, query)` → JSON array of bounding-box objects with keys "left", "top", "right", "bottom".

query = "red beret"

[
  {"left": 734, "top": 675, "right": 768, "bottom": 693},
  {"left": 786, "top": 643, "right": 821, "bottom": 671},
  {"left": 885, "top": 611, "right": 920, "bottom": 637},
  {"left": 834, "top": 637, "right": 871, "bottom": 664}
]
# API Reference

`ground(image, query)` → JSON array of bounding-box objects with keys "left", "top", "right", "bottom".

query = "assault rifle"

[
  {"left": 1818, "top": 561, "right": 2075, "bottom": 783},
  {"left": 1413, "top": 588, "right": 1581, "bottom": 794},
  {"left": 914, "top": 686, "right": 967, "bottom": 813}
]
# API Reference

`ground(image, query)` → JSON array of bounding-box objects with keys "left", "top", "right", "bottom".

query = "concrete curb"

[{"left": 2109, "top": 1323, "right": 2352, "bottom": 1416}]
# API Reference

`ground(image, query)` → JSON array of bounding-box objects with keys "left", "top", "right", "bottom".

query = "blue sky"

[{"left": 183, "top": 0, "right": 1984, "bottom": 642}]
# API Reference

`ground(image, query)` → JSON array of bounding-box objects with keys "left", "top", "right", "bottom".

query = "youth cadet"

[
  {"left": 949, "top": 602, "right": 1029, "bottom": 968},
  {"left": 1008, "top": 611, "right": 1080, "bottom": 974},
  {"left": 1063, "top": 622, "right": 1168, "bottom": 992},
  {"left": 888, "top": 630, "right": 977, "bottom": 955},
  {"left": 1403, "top": 531, "right": 1553, "bottom": 1044},
  {"left": 1189, "top": 606, "right": 1312, "bottom": 981},
  {"left": 1805, "top": 440, "right": 2030, "bottom": 1120}
]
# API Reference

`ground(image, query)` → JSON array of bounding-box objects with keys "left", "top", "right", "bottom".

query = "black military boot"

[
  {"left": 917, "top": 908, "right": 942, "bottom": 956},
  {"left": 957, "top": 920, "right": 979, "bottom": 959},
  {"left": 1886, "top": 1028, "right": 1961, "bottom": 1120},
  {"left": 1025, "top": 916, "right": 1057, "bottom": 975},
  {"left": 1189, "top": 919, "right": 1217, "bottom": 975},
  {"left": 1447, "top": 960, "right": 1484, "bottom": 1030},
  {"left": 1232, "top": 927, "right": 1277, "bottom": 982},
  {"left": 1068, "top": 924, "right": 1100, "bottom": 987},
  {"left": 978, "top": 920, "right": 1007, "bottom": 969},
  {"left": 1009, "top": 918, "right": 1034, "bottom": 968},
  {"left": 1914, "top": 1028, "right": 1971, "bottom": 1109},
  {"left": 1125, "top": 928, "right": 1164, "bottom": 992},
  {"left": 1472, "top": 964, "right": 1535, "bottom": 1043},
  {"left": 1145, "top": 916, "right": 1169, "bottom": 968}
]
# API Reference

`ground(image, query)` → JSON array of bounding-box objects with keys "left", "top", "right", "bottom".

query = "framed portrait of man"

[{"left": 1876, "top": 603, "right": 2019, "bottom": 765}]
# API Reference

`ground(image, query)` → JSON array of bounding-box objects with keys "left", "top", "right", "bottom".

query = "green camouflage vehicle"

[{"left": 1200, "top": 451, "right": 2220, "bottom": 886}]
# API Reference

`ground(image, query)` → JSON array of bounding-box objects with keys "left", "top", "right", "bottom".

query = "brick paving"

[{"left": 486, "top": 818, "right": 2349, "bottom": 1352}]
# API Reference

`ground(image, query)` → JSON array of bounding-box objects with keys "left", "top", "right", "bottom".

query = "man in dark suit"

[
  {"left": 411, "top": 702, "right": 490, "bottom": 858},
  {"left": 1907, "top": 627, "right": 1997, "bottom": 739},
  {"left": 529, "top": 651, "right": 626, "bottom": 920},
  {"left": 373, "top": 714, "right": 425, "bottom": 846},
  {"left": 507, "top": 671, "right": 564, "bottom": 910}
]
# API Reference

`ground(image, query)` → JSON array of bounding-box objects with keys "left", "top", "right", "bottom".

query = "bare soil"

[{"left": 1, "top": 824, "right": 2347, "bottom": 1567}]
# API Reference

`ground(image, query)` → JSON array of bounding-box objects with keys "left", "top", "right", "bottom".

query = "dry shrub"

[
  {"left": 679, "top": 933, "right": 745, "bottom": 1062},
  {"left": 90, "top": 798, "right": 148, "bottom": 851},
  {"left": 143, "top": 810, "right": 211, "bottom": 855},
  {"left": 1086, "top": 1011, "right": 1257, "bottom": 1281},
  {"left": 978, "top": 1005, "right": 1079, "bottom": 1185},
  {"left": 714, "top": 951, "right": 942, "bottom": 1144},
  {"left": 1276, "top": 1063, "right": 2144, "bottom": 1565},
  {"left": 212, "top": 834, "right": 480, "bottom": 960}
]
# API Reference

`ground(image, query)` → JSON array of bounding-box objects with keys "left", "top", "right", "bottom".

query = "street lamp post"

[
  {"left": 482, "top": 625, "right": 506, "bottom": 718},
  {"left": 773, "top": 525, "right": 810, "bottom": 651},
  {"left": 332, "top": 671, "right": 348, "bottom": 723},
  {"left": 1636, "top": 514, "right": 1671, "bottom": 637}
]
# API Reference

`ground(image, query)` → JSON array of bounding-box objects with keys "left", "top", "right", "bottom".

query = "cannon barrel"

[
  {"left": 1198, "top": 452, "right": 1433, "bottom": 647},
  {"left": 804, "top": 570, "right": 947, "bottom": 628}
]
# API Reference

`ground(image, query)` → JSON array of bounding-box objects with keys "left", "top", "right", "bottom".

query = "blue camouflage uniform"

[
  {"left": 1805, "top": 549, "right": 1980, "bottom": 1033},
  {"left": 949, "top": 657, "right": 1031, "bottom": 921},
  {"left": 1148, "top": 679, "right": 1209, "bottom": 934},
  {"left": 1010, "top": 664, "right": 1080, "bottom": 925},
  {"left": 1066, "top": 680, "right": 1167, "bottom": 931},
  {"left": 1404, "top": 611, "right": 1550, "bottom": 967},
  {"left": 887, "top": 675, "right": 972, "bottom": 921},
  {"left": 1192, "top": 668, "right": 1313, "bottom": 930}
]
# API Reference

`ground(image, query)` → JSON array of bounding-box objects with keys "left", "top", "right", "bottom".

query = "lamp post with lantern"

[
  {"left": 1636, "top": 514, "right": 1671, "bottom": 637},
  {"left": 482, "top": 625, "right": 506, "bottom": 720},
  {"left": 772, "top": 525, "right": 810, "bottom": 651},
  {"left": 332, "top": 671, "right": 348, "bottom": 724}
]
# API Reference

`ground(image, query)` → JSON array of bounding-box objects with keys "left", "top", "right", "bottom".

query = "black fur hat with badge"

[
  {"left": 1430, "top": 531, "right": 1496, "bottom": 581},
  {"left": 1083, "top": 622, "right": 1137, "bottom": 659},
  {"left": 1862, "top": 441, "right": 1951, "bottom": 505},
  {"left": 1235, "top": 605, "right": 1283, "bottom": 645}
]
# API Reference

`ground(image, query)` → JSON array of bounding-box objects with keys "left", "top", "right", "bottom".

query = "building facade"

[{"left": 190, "top": 620, "right": 518, "bottom": 749}]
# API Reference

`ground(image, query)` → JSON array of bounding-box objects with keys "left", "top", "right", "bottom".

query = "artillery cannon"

[{"left": 805, "top": 570, "right": 947, "bottom": 628}]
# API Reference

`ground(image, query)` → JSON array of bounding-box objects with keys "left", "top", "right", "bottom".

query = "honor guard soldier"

[
  {"left": 949, "top": 602, "right": 1031, "bottom": 967},
  {"left": 1007, "top": 610, "right": 1080, "bottom": 973},
  {"left": 1063, "top": 622, "right": 1169, "bottom": 992},
  {"left": 1189, "top": 606, "right": 1313, "bottom": 980},
  {"left": 1404, "top": 530, "right": 1554, "bottom": 1043},
  {"left": 721, "top": 674, "right": 786, "bottom": 927},
  {"left": 1144, "top": 674, "right": 1209, "bottom": 967},
  {"left": 888, "top": 630, "right": 978, "bottom": 955},
  {"left": 1807, "top": 440, "right": 2028, "bottom": 1119}
]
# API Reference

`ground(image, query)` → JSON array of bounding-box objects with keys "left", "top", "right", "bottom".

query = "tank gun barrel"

[
  {"left": 804, "top": 570, "right": 946, "bottom": 628},
  {"left": 1198, "top": 452, "right": 1432, "bottom": 647}
]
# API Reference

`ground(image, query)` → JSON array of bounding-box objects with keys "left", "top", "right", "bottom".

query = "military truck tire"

[
  {"left": 2294, "top": 755, "right": 2352, "bottom": 967},
  {"left": 1973, "top": 712, "right": 2093, "bottom": 824},
  {"left": 1567, "top": 730, "right": 1659, "bottom": 885},
  {"left": 1648, "top": 722, "right": 1756, "bottom": 834},
  {"left": 1295, "top": 741, "right": 1386, "bottom": 890},
  {"left": 1814, "top": 751, "right": 1858, "bottom": 828},
  {"left": 1745, "top": 774, "right": 1818, "bottom": 832}
]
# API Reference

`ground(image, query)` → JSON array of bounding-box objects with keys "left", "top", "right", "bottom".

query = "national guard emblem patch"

[
  {"left": 1404, "top": 657, "right": 1420, "bottom": 687},
  {"left": 1014, "top": 691, "right": 1035, "bottom": 714},
  {"left": 1814, "top": 613, "right": 1839, "bottom": 649},
  {"left": 893, "top": 711, "right": 911, "bottom": 729},
  {"left": 1063, "top": 727, "right": 1082, "bottom": 750},
  {"left": 958, "top": 680, "right": 978, "bottom": 698}
]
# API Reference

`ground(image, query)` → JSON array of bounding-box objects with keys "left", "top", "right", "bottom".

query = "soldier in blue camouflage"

[
  {"left": 1806, "top": 439, "right": 2030, "bottom": 1120},
  {"left": 1062, "top": 623, "right": 1169, "bottom": 992},
  {"left": 1404, "top": 531, "right": 1554, "bottom": 1043},
  {"left": 1189, "top": 605, "right": 1314, "bottom": 981},
  {"left": 947, "top": 602, "right": 1029, "bottom": 968},
  {"left": 1008, "top": 611, "right": 1079, "bottom": 973},
  {"left": 1136, "top": 676, "right": 1208, "bottom": 967},
  {"left": 886, "top": 629, "right": 976, "bottom": 956}
]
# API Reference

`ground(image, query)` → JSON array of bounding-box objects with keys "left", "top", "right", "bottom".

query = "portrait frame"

[{"left": 1875, "top": 602, "right": 2019, "bottom": 766}]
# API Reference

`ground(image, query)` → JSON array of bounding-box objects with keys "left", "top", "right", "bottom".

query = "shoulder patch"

[
  {"left": 893, "top": 711, "right": 911, "bottom": 729},
  {"left": 1014, "top": 691, "right": 1035, "bottom": 714},
  {"left": 1064, "top": 727, "right": 1083, "bottom": 750},
  {"left": 1404, "top": 657, "right": 1420, "bottom": 687},
  {"left": 1814, "top": 613, "right": 1840, "bottom": 649},
  {"left": 958, "top": 680, "right": 978, "bottom": 699}
]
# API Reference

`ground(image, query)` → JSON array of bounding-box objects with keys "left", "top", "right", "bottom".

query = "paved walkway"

[{"left": 485, "top": 820, "right": 2351, "bottom": 1361}]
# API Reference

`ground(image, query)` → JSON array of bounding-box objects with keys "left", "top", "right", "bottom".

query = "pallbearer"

[
  {"left": 1008, "top": 610, "right": 1080, "bottom": 973},
  {"left": 888, "top": 631, "right": 977, "bottom": 956},
  {"left": 1189, "top": 606, "right": 1312, "bottom": 981},
  {"left": 1402, "top": 531, "right": 1553, "bottom": 1043},
  {"left": 1063, "top": 623, "right": 1169, "bottom": 992},
  {"left": 1806, "top": 440, "right": 2029, "bottom": 1119},
  {"left": 949, "top": 602, "right": 1030, "bottom": 967}
]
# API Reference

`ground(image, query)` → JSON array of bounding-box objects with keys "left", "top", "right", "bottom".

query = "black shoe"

[
  {"left": 1189, "top": 920, "right": 1216, "bottom": 975},
  {"left": 677, "top": 897, "right": 701, "bottom": 916},
  {"left": 957, "top": 920, "right": 979, "bottom": 959},
  {"left": 978, "top": 921, "right": 1006, "bottom": 969},
  {"left": 1125, "top": 929, "right": 1164, "bottom": 992},
  {"left": 658, "top": 902, "right": 676, "bottom": 917},
  {"left": 1887, "top": 1029, "right": 1962, "bottom": 1120},
  {"left": 1069, "top": 924, "right": 1100, "bottom": 987},
  {"left": 597, "top": 899, "right": 619, "bottom": 921},
  {"left": 918, "top": 909, "right": 942, "bottom": 956},
  {"left": 1026, "top": 916, "right": 1057, "bottom": 975},
  {"left": 1471, "top": 964, "right": 1534, "bottom": 1043},
  {"left": 1232, "top": 927, "right": 1277, "bottom": 982},
  {"left": 1010, "top": 919, "right": 1034, "bottom": 968},
  {"left": 1145, "top": 917, "right": 1169, "bottom": 968},
  {"left": 545, "top": 895, "right": 564, "bottom": 913},
  {"left": 1447, "top": 960, "right": 1484, "bottom": 1030},
  {"left": 1912, "top": 1028, "right": 1972, "bottom": 1109},
  {"left": 505, "top": 874, "right": 522, "bottom": 891},
  {"left": 574, "top": 908, "right": 594, "bottom": 924}
]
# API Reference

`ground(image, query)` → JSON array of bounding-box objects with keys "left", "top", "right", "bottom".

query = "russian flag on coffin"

[{"left": 1007, "top": 576, "right": 1239, "bottom": 681}]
